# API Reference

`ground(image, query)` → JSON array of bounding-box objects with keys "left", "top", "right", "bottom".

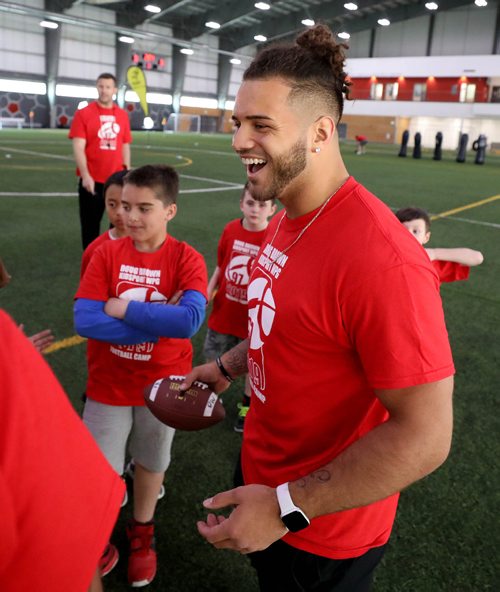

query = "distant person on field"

[
  {"left": 0, "top": 309, "right": 124, "bottom": 592},
  {"left": 69, "top": 72, "right": 132, "bottom": 249},
  {"left": 74, "top": 164, "right": 208, "bottom": 587},
  {"left": 396, "top": 207, "right": 484, "bottom": 283},
  {"left": 0, "top": 256, "right": 54, "bottom": 353},
  {"left": 204, "top": 183, "right": 276, "bottom": 432},
  {"left": 355, "top": 134, "right": 368, "bottom": 155}
]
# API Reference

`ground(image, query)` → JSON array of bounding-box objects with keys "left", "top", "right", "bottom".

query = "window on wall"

[
  {"left": 370, "top": 83, "right": 383, "bottom": 100},
  {"left": 413, "top": 83, "right": 427, "bottom": 101},
  {"left": 459, "top": 83, "right": 476, "bottom": 103},
  {"left": 385, "top": 83, "right": 399, "bottom": 100}
]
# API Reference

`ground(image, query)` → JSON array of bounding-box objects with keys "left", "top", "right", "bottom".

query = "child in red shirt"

[
  {"left": 80, "top": 169, "right": 128, "bottom": 278},
  {"left": 203, "top": 184, "right": 276, "bottom": 431},
  {"left": 75, "top": 165, "right": 207, "bottom": 587},
  {"left": 396, "top": 207, "right": 484, "bottom": 282}
]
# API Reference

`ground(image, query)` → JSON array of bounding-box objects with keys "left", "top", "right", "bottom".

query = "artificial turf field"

[{"left": 0, "top": 129, "right": 498, "bottom": 592}]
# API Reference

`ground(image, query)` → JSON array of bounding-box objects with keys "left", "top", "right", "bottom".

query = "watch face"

[{"left": 282, "top": 510, "right": 310, "bottom": 533}]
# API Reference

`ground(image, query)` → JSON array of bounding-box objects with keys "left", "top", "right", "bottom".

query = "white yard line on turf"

[
  {"left": 389, "top": 205, "right": 499, "bottom": 230},
  {"left": 0, "top": 146, "right": 73, "bottom": 160},
  {"left": 181, "top": 185, "right": 243, "bottom": 193},
  {"left": 0, "top": 145, "right": 241, "bottom": 188},
  {"left": 436, "top": 215, "right": 500, "bottom": 229},
  {"left": 0, "top": 185, "right": 243, "bottom": 197},
  {"left": 0, "top": 192, "right": 75, "bottom": 196},
  {"left": 0, "top": 142, "right": 237, "bottom": 158},
  {"left": 180, "top": 174, "right": 241, "bottom": 186}
]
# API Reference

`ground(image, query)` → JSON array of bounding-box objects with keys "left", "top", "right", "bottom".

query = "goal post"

[{"left": 163, "top": 113, "right": 201, "bottom": 133}]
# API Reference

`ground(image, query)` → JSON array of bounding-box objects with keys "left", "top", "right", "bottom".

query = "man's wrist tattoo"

[{"left": 296, "top": 470, "right": 331, "bottom": 488}]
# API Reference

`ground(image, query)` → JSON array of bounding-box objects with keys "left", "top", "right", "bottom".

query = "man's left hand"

[{"left": 197, "top": 484, "right": 288, "bottom": 554}]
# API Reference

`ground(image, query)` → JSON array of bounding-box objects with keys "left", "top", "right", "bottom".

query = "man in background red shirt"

[{"left": 69, "top": 72, "right": 132, "bottom": 249}]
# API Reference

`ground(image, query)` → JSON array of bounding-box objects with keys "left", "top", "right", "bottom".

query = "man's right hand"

[
  {"left": 82, "top": 173, "right": 95, "bottom": 195},
  {"left": 181, "top": 361, "right": 232, "bottom": 395}
]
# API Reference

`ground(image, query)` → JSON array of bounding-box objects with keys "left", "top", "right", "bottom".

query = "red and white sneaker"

[
  {"left": 127, "top": 520, "right": 157, "bottom": 587},
  {"left": 99, "top": 543, "right": 119, "bottom": 577}
]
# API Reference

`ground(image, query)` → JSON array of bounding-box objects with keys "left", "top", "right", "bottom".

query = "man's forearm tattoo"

[
  {"left": 225, "top": 343, "right": 249, "bottom": 376},
  {"left": 296, "top": 469, "right": 332, "bottom": 488}
]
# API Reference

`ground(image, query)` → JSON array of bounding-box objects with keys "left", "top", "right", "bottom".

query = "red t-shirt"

[
  {"left": 80, "top": 229, "right": 118, "bottom": 279},
  {"left": 68, "top": 101, "right": 132, "bottom": 183},
  {"left": 243, "top": 177, "right": 454, "bottom": 559},
  {"left": 433, "top": 259, "right": 470, "bottom": 283},
  {"left": 208, "top": 219, "right": 269, "bottom": 339},
  {"left": 76, "top": 235, "right": 207, "bottom": 406},
  {"left": 0, "top": 310, "right": 124, "bottom": 592}
]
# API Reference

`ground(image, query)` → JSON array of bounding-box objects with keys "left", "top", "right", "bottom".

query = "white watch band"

[{"left": 276, "top": 482, "right": 299, "bottom": 516}]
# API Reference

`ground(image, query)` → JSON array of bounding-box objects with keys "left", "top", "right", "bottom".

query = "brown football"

[{"left": 143, "top": 375, "right": 225, "bottom": 431}]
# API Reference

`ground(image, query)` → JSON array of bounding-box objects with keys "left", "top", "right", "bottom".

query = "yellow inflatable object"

[{"left": 127, "top": 66, "right": 149, "bottom": 116}]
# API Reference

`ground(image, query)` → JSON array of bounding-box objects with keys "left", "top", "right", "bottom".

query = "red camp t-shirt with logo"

[
  {"left": 208, "top": 219, "right": 269, "bottom": 339},
  {"left": 69, "top": 101, "right": 132, "bottom": 183},
  {"left": 76, "top": 236, "right": 207, "bottom": 406},
  {"left": 242, "top": 177, "right": 455, "bottom": 560},
  {"left": 80, "top": 229, "right": 118, "bottom": 279},
  {"left": 0, "top": 310, "right": 124, "bottom": 592}
]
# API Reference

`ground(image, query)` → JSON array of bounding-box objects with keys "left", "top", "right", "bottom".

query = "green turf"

[{"left": 0, "top": 130, "right": 498, "bottom": 591}]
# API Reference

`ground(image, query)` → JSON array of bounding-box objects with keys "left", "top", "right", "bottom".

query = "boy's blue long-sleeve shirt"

[{"left": 74, "top": 289, "right": 206, "bottom": 344}]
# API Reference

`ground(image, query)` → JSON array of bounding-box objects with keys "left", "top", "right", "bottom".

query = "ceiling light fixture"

[
  {"left": 180, "top": 48, "right": 194, "bottom": 55},
  {"left": 344, "top": 3, "right": 358, "bottom": 10},
  {"left": 254, "top": 34, "right": 267, "bottom": 42},
  {"left": 301, "top": 18, "right": 315, "bottom": 26},
  {"left": 425, "top": 2, "right": 438, "bottom": 9},
  {"left": 230, "top": 58, "right": 241, "bottom": 65},
  {"left": 205, "top": 21, "right": 221, "bottom": 29},
  {"left": 118, "top": 35, "right": 134, "bottom": 43},
  {"left": 144, "top": 4, "right": 161, "bottom": 13},
  {"left": 40, "top": 20, "right": 59, "bottom": 29},
  {"left": 338, "top": 31, "right": 350, "bottom": 39},
  {"left": 474, "top": 0, "right": 487, "bottom": 6},
  {"left": 378, "top": 18, "right": 391, "bottom": 26},
  {"left": 255, "top": 2, "right": 271, "bottom": 10}
]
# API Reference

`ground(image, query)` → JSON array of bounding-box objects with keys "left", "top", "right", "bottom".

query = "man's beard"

[{"left": 249, "top": 137, "right": 308, "bottom": 202}]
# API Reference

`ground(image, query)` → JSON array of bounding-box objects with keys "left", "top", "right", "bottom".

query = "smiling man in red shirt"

[{"left": 183, "top": 24, "right": 454, "bottom": 592}]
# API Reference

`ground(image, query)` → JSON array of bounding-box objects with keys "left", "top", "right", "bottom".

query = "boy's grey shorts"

[
  {"left": 83, "top": 398, "right": 175, "bottom": 475},
  {"left": 203, "top": 327, "right": 242, "bottom": 361}
]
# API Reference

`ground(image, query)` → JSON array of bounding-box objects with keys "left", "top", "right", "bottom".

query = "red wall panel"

[{"left": 350, "top": 77, "right": 489, "bottom": 103}]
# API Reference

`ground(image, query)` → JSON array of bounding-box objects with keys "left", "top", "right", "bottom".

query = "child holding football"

[
  {"left": 203, "top": 183, "right": 276, "bottom": 431},
  {"left": 396, "top": 206, "right": 483, "bottom": 283},
  {"left": 74, "top": 164, "right": 207, "bottom": 587}
]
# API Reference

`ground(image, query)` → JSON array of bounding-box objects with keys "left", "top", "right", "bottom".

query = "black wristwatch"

[{"left": 276, "top": 482, "right": 311, "bottom": 533}]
